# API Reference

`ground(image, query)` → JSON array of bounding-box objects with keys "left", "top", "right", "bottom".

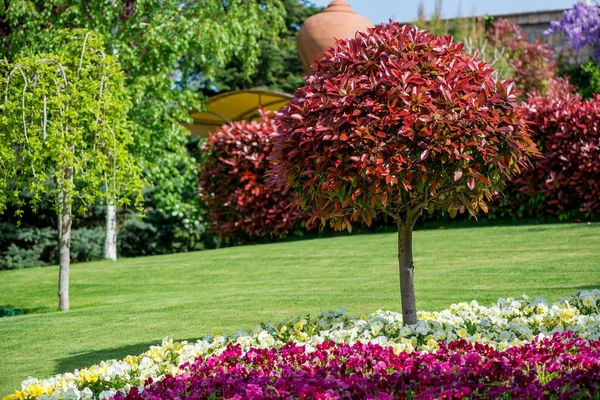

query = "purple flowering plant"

[
  {"left": 547, "top": 1, "right": 600, "bottom": 62},
  {"left": 115, "top": 333, "right": 600, "bottom": 400}
]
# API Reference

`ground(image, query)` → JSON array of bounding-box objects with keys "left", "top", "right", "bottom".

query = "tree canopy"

[
  {"left": 0, "top": 0, "right": 286, "bottom": 223},
  {"left": 201, "top": 0, "right": 321, "bottom": 95}
]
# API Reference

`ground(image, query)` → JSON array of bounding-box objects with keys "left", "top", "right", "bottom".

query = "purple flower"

[
  {"left": 112, "top": 333, "right": 600, "bottom": 400},
  {"left": 546, "top": 1, "right": 600, "bottom": 61}
]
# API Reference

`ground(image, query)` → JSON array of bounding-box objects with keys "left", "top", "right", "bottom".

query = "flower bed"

[
  {"left": 4, "top": 289, "right": 600, "bottom": 400},
  {"left": 115, "top": 333, "right": 600, "bottom": 400}
]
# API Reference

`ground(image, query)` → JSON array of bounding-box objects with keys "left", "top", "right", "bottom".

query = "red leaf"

[{"left": 467, "top": 177, "right": 475, "bottom": 190}]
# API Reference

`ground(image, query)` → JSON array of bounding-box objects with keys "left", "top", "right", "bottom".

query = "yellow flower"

[
  {"left": 523, "top": 306, "right": 534, "bottom": 314},
  {"left": 27, "top": 384, "right": 44, "bottom": 397},
  {"left": 426, "top": 338, "right": 439, "bottom": 349},
  {"left": 2, "top": 391, "right": 24, "bottom": 400},
  {"left": 420, "top": 312, "right": 432, "bottom": 321},
  {"left": 79, "top": 368, "right": 99, "bottom": 383},
  {"left": 456, "top": 328, "right": 468, "bottom": 338},
  {"left": 294, "top": 319, "right": 307, "bottom": 331},
  {"left": 558, "top": 308, "right": 576, "bottom": 320}
]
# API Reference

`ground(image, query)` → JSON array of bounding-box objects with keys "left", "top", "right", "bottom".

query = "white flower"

[
  {"left": 80, "top": 387, "right": 93, "bottom": 400},
  {"left": 98, "top": 390, "right": 116, "bottom": 400},
  {"left": 257, "top": 331, "right": 275, "bottom": 347},
  {"left": 582, "top": 295, "right": 596, "bottom": 308}
]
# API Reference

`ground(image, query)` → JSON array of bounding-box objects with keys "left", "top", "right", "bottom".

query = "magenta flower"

[{"left": 113, "top": 333, "right": 600, "bottom": 400}]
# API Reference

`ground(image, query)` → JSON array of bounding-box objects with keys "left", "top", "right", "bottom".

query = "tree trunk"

[
  {"left": 58, "top": 170, "right": 72, "bottom": 311},
  {"left": 397, "top": 219, "right": 417, "bottom": 325},
  {"left": 104, "top": 200, "right": 117, "bottom": 261}
]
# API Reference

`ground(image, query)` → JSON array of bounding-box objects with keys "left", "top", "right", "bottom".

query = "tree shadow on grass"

[
  {"left": 561, "top": 285, "right": 600, "bottom": 291},
  {"left": 54, "top": 338, "right": 200, "bottom": 376},
  {"left": 0, "top": 304, "right": 54, "bottom": 317}
]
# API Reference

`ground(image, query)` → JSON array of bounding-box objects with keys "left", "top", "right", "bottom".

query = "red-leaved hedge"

[
  {"left": 198, "top": 109, "right": 310, "bottom": 244},
  {"left": 499, "top": 93, "right": 600, "bottom": 219}
]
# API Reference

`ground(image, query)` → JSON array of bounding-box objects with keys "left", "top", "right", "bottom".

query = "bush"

[
  {"left": 118, "top": 209, "right": 204, "bottom": 256},
  {"left": 198, "top": 109, "right": 310, "bottom": 245},
  {"left": 0, "top": 223, "right": 55, "bottom": 269},
  {"left": 487, "top": 18, "right": 557, "bottom": 96},
  {"left": 560, "top": 59, "right": 600, "bottom": 99},
  {"left": 0, "top": 224, "right": 106, "bottom": 269},
  {"left": 500, "top": 93, "right": 600, "bottom": 219},
  {"left": 70, "top": 227, "right": 105, "bottom": 262}
]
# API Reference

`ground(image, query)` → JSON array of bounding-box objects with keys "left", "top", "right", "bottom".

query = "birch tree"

[{"left": 0, "top": 29, "right": 144, "bottom": 311}]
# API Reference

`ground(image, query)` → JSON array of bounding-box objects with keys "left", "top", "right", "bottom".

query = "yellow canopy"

[{"left": 185, "top": 89, "right": 293, "bottom": 137}]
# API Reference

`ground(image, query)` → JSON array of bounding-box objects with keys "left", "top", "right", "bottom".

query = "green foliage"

[
  {"left": 0, "top": 244, "right": 50, "bottom": 270},
  {"left": 203, "top": 0, "right": 320, "bottom": 94},
  {"left": 0, "top": 223, "right": 108, "bottom": 270},
  {"left": 70, "top": 227, "right": 105, "bottom": 262},
  {"left": 0, "top": 307, "right": 24, "bottom": 318},
  {"left": 0, "top": 29, "right": 144, "bottom": 219},
  {"left": 0, "top": 0, "right": 286, "bottom": 224},
  {"left": 559, "top": 59, "right": 600, "bottom": 99},
  {"left": 118, "top": 210, "right": 204, "bottom": 257}
]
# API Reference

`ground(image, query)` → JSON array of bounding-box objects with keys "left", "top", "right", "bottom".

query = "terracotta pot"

[{"left": 297, "top": 0, "right": 374, "bottom": 72}]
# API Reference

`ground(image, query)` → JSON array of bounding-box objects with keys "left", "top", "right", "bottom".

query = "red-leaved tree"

[
  {"left": 199, "top": 109, "right": 310, "bottom": 245},
  {"left": 269, "top": 24, "right": 537, "bottom": 325},
  {"left": 501, "top": 93, "right": 600, "bottom": 219}
]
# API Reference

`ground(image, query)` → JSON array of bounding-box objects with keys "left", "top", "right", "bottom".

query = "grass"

[{"left": 1, "top": 223, "right": 599, "bottom": 395}]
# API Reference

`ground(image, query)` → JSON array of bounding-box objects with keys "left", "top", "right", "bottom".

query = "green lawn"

[{"left": 1, "top": 223, "right": 599, "bottom": 395}]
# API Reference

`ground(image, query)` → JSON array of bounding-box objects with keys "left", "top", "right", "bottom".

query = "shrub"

[
  {"left": 560, "top": 58, "right": 600, "bottom": 99},
  {"left": 0, "top": 224, "right": 107, "bottom": 269},
  {"left": 487, "top": 18, "right": 557, "bottom": 95},
  {"left": 0, "top": 223, "right": 55, "bottom": 269},
  {"left": 70, "top": 227, "right": 105, "bottom": 262},
  {"left": 501, "top": 93, "right": 600, "bottom": 219},
  {"left": 269, "top": 23, "right": 536, "bottom": 324},
  {"left": 198, "top": 109, "right": 310, "bottom": 245}
]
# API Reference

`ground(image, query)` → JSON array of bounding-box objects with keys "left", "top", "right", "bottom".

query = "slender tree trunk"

[
  {"left": 104, "top": 200, "right": 117, "bottom": 260},
  {"left": 58, "top": 168, "right": 73, "bottom": 311},
  {"left": 397, "top": 219, "right": 417, "bottom": 325}
]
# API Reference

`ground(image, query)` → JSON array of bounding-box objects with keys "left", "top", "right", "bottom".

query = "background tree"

[
  {"left": 0, "top": 29, "right": 144, "bottom": 310},
  {"left": 269, "top": 23, "right": 537, "bottom": 325},
  {"left": 199, "top": 109, "right": 310, "bottom": 245},
  {"left": 0, "top": 0, "right": 286, "bottom": 258},
  {"left": 201, "top": 0, "right": 321, "bottom": 95}
]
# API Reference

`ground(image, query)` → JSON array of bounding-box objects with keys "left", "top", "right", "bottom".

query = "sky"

[{"left": 311, "top": 0, "right": 579, "bottom": 24}]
